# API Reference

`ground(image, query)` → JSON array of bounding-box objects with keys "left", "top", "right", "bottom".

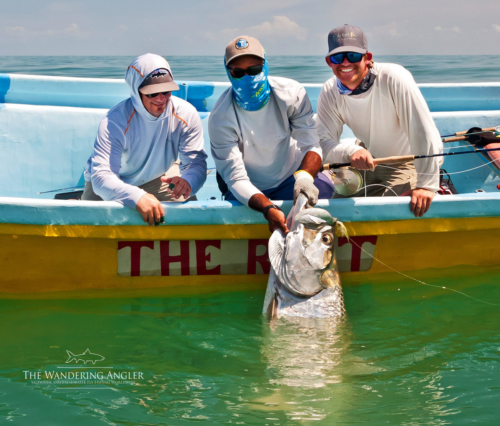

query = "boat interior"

[{"left": 1, "top": 74, "right": 500, "bottom": 217}]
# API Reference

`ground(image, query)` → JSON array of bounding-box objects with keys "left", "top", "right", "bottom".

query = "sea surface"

[
  {"left": 1, "top": 267, "right": 500, "bottom": 425},
  {"left": 1, "top": 55, "right": 500, "bottom": 83},
  {"left": 1, "top": 57, "right": 500, "bottom": 425}
]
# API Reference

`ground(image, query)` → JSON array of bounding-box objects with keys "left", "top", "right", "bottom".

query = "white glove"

[{"left": 293, "top": 170, "right": 319, "bottom": 206}]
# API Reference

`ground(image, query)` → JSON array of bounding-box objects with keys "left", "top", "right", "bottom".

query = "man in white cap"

[
  {"left": 82, "top": 53, "right": 208, "bottom": 225},
  {"left": 210, "top": 36, "right": 333, "bottom": 234},
  {"left": 316, "top": 25, "right": 442, "bottom": 217}
]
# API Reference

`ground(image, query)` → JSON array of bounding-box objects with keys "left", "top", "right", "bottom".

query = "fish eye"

[{"left": 322, "top": 234, "right": 332, "bottom": 244}]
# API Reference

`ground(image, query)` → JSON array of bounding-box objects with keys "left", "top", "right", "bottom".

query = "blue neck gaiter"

[
  {"left": 336, "top": 79, "right": 353, "bottom": 95},
  {"left": 226, "top": 56, "right": 271, "bottom": 111}
]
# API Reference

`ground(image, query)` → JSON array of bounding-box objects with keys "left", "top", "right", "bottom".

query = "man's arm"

[
  {"left": 209, "top": 105, "right": 263, "bottom": 206},
  {"left": 163, "top": 107, "right": 208, "bottom": 200},
  {"left": 91, "top": 119, "right": 147, "bottom": 208},
  {"left": 287, "top": 85, "right": 323, "bottom": 205},
  {"left": 209, "top": 103, "right": 288, "bottom": 233},
  {"left": 91, "top": 119, "right": 164, "bottom": 225},
  {"left": 249, "top": 194, "right": 289, "bottom": 234},
  {"left": 390, "top": 66, "right": 441, "bottom": 216},
  {"left": 211, "top": 132, "right": 288, "bottom": 233},
  {"left": 299, "top": 151, "right": 322, "bottom": 177}
]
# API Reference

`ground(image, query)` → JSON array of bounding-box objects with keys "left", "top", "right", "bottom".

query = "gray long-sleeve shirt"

[{"left": 209, "top": 76, "right": 322, "bottom": 205}]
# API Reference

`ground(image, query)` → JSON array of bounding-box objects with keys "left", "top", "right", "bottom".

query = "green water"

[{"left": 1, "top": 270, "right": 500, "bottom": 425}]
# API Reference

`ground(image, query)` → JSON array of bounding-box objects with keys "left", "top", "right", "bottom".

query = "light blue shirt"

[{"left": 84, "top": 54, "right": 207, "bottom": 208}]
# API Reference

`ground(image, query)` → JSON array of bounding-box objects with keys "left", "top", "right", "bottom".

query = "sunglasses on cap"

[
  {"left": 330, "top": 52, "right": 364, "bottom": 65},
  {"left": 228, "top": 64, "right": 264, "bottom": 79},
  {"left": 144, "top": 91, "right": 172, "bottom": 98}
]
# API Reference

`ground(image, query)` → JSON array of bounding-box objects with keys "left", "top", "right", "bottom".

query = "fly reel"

[{"left": 332, "top": 167, "right": 364, "bottom": 196}]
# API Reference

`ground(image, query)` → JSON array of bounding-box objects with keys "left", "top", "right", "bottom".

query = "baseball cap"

[
  {"left": 225, "top": 36, "right": 265, "bottom": 66},
  {"left": 326, "top": 24, "right": 368, "bottom": 57},
  {"left": 139, "top": 67, "right": 179, "bottom": 95}
]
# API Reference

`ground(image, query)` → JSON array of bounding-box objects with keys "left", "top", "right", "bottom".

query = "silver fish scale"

[{"left": 275, "top": 281, "right": 345, "bottom": 319}]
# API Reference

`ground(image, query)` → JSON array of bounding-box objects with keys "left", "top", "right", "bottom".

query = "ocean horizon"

[{"left": 1, "top": 55, "right": 499, "bottom": 83}]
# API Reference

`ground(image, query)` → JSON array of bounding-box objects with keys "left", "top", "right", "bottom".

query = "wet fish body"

[{"left": 264, "top": 197, "right": 347, "bottom": 319}]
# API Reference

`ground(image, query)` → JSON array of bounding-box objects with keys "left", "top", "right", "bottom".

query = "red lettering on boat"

[
  {"left": 117, "top": 241, "right": 154, "bottom": 277},
  {"left": 195, "top": 240, "right": 221, "bottom": 275},
  {"left": 338, "top": 236, "right": 378, "bottom": 272},
  {"left": 160, "top": 241, "right": 190, "bottom": 276},
  {"left": 247, "top": 239, "right": 270, "bottom": 275}
]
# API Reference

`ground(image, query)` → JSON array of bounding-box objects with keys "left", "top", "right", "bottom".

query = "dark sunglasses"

[
  {"left": 144, "top": 91, "right": 171, "bottom": 98},
  {"left": 330, "top": 52, "right": 364, "bottom": 65},
  {"left": 228, "top": 64, "right": 264, "bottom": 79}
]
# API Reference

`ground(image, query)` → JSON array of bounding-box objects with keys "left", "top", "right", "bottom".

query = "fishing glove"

[{"left": 293, "top": 170, "right": 319, "bottom": 206}]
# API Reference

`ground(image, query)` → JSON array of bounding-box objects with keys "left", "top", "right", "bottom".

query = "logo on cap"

[
  {"left": 147, "top": 69, "right": 169, "bottom": 80},
  {"left": 332, "top": 32, "right": 356, "bottom": 39},
  {"left": 235, "top": 39, "right": 249, "bottom": 50}
]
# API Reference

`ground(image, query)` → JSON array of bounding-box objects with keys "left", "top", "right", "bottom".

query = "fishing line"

[
  {"left": 377, "top": 157, "right": 500, "bottom": 177},
  {"left": 348, "top": 239, "right": 500, "bottom": 306},
  {"left": 442, "top": 145, "right": 479, "bottom": 151},
  {"left": 356, "top": 183, "right": 399, "bottom": 197}
]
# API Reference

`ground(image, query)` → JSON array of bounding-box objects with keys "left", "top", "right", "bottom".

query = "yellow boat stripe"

[{"left": 2, "top": 216, "right": 500, "bottom": 240}]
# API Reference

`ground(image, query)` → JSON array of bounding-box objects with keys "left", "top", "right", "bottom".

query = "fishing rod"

[
  {"left": 441, "top": 126, "right": 499, "bottom": 140},
  {"left": 38, "top": 168, "right": 218, "bottom": 195},
  {"left": 37, "top": 185, "right": 84, "bottom": 195},
  {"left": 321, "top": 146, "right": 500, "bottom": 171},
  {"left": 442, "top": 126, "right": 500, "bottom": 143}
]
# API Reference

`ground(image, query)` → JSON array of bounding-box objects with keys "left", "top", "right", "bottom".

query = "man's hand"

[
  {"left": 293, "top": 171, "right": 319, "bottom": 206},
  {"left": 266, "top": 207, "right": 289, "bottom": 235},
  {"left": 136, "top": 193, "right": 165, "bottom": 226},
  {"left": 295, "top": 152, "right": 322, "bottom": 205},
  {"left": 161, "top": 176, "right": 192, "bottom": 200},
  {"left": 249, "top": 193, "right": 289, "bottom": 235},
  {"left": 350, "top": 149, "right": 375, "bottom": 170},
  {"left": 400, "top": 188, "right": 435, "bottom": 217}
]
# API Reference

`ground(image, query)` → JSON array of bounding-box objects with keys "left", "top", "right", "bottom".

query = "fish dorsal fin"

[
  {"left": 301, "top": 215, "right": 326, "bottom": 225},
  {"left": 295, "top": 208, "right": 335, "bottom": 226},
  {"left": 84, "top": 349, "right": 90, "bottom": 354},
  {"left": 268, "top": 229, "right": 286, "bottom": 274}
]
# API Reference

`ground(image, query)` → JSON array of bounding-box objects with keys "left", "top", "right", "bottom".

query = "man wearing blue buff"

[{"left": 210, "top": 35, "right": 333, "bottom": 234}]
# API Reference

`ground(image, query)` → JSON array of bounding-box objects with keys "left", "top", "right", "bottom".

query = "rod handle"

[
  {"left": 443, "top": 136, "right": 467, "bottom": 143},
  {"left": 454, "top": 126, "right": 496, "bottom": 136},
  {"left": 373, "top": 155, "right": 415, "bottom": 165}
]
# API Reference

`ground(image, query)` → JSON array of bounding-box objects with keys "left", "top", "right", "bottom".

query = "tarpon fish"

[
  {"left": 66, "top": 349, "right": 105, "bottom": 364},
  {"left": 263, "top": 196, "right": 348, "bottom": 319}
]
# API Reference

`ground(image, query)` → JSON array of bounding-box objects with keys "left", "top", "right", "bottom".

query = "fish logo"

[
  {"left": 65, "top": 349, "right": 105, "bottom": 365},
  {"left": 149, "top": 69, "right": 168, "bottom": 79},
  {"left": 235, "top": 38, "right": 249, "bottom": 49}
]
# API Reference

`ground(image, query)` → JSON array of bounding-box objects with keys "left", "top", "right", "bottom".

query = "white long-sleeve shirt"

[
  {"left": 209, "top": 76, "right": 322, "bottom": 205},
  {"left": 316, "top": 63, "right": 442, "bottom": 192},
  {"left": 84, "top": 54, "right": 207, "bottom": 208}
]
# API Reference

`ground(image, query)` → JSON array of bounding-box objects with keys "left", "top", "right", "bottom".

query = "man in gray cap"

[
  {"left": 316, "top": 24, "right": 442, "bottom": 217},
  {"left": 209, "top": 36, "right": 333, "bottom": 234},
  {"left": 82, "top": 53, "right": 207, "bottom": 225}
]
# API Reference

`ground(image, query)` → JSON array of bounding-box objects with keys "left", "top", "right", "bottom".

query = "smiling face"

[
  {"left": 140, "top": 91, "right": 172, "bottom": 117},
  {"left": 328, "top": 52, "right": 373, "bottom": 91}
]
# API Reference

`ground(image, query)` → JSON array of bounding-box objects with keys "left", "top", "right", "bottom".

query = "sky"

[{"left": 0, "top": 0, "right": 499, "bottom": 56}]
